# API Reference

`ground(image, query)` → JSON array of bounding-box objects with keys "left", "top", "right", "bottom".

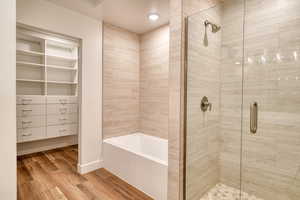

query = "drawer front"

[
  {"left": 17, "top": 105, "right": 46, "bottom": 117},
  {"left": 47, "top": 124, "right": 78, "bottom": 138},
  {"left": 47, "top": 96, "right": 78, "bottom": 104},
  {"left": 17, "top": 95, "right": 46, "bottom": 105},
  {"left": 17, "top": 127, "right": 46, "bottom": 143},
  {"left": 47, "top": 114, "right": 78, "bottom": 126},
  {"left": 47, "top": 104, "right": 78, "bottom": 115},
  {"left": 17, "top": 116, "right": 46, "bottom": 129}
]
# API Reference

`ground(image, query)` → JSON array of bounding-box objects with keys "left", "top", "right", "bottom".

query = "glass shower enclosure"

[{"left": 184, "top": 1, "right": 300, "bottom": 200}]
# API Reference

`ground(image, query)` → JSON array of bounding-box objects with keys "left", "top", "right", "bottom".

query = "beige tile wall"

[
  {"left": 219, "top": 0, "right": 244, "bottom": 190},
  {"left": 140, "top": 25, "right": 170, "bottom": 139},
  {"left": 103, "top": 24, "right": 170, "bottom": 140},
  {"left": 240, "top": 0, "right": 300, "bottom": 199},
  {"left": 103, "top": 24, "right": 140, "bottom": 139},
  {"left": 168, "top": 0, "right": 185, "bottom": 199},
  {"left": 183, "top": 0, "right": 223, "bottom": 16},
  {"left": 220, "top": 1, "right": 300, "bottom": 200},
  {"left": 104, "top": 1, "right": 300, "bottom": 199},
  {"left": 185, "top": 5, "right": 222, "bottom": 200},
  {"left": 168, "top": 0, "right": 221, "bottom": 200},
  {"left": 184, "top": 0, "right": 300, "bottom": 200}
]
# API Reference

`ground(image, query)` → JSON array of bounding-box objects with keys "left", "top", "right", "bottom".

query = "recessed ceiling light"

[{"left": 148, "top": 13, "right": 160, "bottom": 22}]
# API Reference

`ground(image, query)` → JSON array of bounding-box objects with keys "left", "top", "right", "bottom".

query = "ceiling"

[{"left": 46, "top": 0, "right": 169, "bottom": 34}]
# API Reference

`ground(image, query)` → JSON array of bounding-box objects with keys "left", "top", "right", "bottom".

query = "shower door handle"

[{"left": 250, "top": 102, "right": 258, "bottom": 134}]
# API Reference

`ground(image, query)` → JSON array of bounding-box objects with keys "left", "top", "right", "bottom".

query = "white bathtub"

[{"left": 103, "top": 133, "right": 168, "bottom": 200}]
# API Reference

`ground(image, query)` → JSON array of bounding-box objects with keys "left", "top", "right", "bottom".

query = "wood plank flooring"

[{"left": 17, "top": 145, "right": 153, "bottom": 200}]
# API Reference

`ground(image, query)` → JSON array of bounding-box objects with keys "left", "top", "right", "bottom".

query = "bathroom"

[{"left": 0, "top": 0, "right": 300, "bottom": 200}]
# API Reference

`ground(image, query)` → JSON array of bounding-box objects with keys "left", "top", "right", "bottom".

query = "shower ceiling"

[{"left": 46, "top": 0, "right": 169, "bottom": 34}]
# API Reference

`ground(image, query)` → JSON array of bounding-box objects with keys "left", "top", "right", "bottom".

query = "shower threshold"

[{"left": 200, "top": 183, "right": 264, "bottom": 200}]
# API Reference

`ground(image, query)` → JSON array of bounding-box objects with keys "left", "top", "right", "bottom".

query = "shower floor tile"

[{"left": 200, "top": 183, "right": 264, "bottom": 200}]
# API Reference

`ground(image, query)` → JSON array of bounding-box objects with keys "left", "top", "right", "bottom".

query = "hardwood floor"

[{"left": 17, "top": 145, "right": 153, "bottom": 200}]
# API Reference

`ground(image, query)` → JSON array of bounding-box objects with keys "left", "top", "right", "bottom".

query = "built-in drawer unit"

[
  {"left": 47, "top": 124, "right": 78, "bottom": 138},
  {"left": 17, "top": 127, "right": 46, "bottom": 143},
  {"left": 47, "top": 96, "right": 78, "bottom": 104},
  {"left": 47, "top": 114, "right": 77, "bottom": 126},
  {"left": 16, "top": 26, "right": 80, "bottom": 147},
  {"left": 17, "top": 115, "right": 46, "bottom": 129},
  {"left": 17, "top": 104, "right": 46, "bottom": 117},
  {"left": 47, "top": 104, "right": 78, "bottom": 115},
  {"left": 17, "top": 95, "right": 46, "bottom": 105}
]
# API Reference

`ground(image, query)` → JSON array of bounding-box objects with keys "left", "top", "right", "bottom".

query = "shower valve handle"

[{"left": 201, "top": 96, "right": 212, "bottom": 112}]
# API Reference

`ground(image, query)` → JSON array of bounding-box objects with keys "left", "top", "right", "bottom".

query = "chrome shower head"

[{"left": 204, "top": 20, "right": 221, "bottom": 33}]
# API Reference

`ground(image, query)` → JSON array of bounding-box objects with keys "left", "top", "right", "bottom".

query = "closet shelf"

[
  {"left": 46, "top": 65, "right": 77, "bottom": 71},
  {"left": 16, "top": 61, "right": 44, "bottom": 68},
  {"left": 17, "top": 79, "right": 45, "bottom": 83},
  {"left": 17, "top": 49, "right": 44, "bottom": 57},
  {"left": 46, "top": 39, "right": 78, "bottom": 50},
  {"left": 16, "top": 25, "right": 79, "bottom": 144},
  {"left": 17, "top": 30, "right": 45, "bottom": 43},
  {"left": 47, "top": 94, "right": 78, "bottom": 97},
  {"left": 46, "top": 54, "right": 77, "bottom": 62},
  {"left": 47, "top": 81, "right": 78, "bottom": 85}
]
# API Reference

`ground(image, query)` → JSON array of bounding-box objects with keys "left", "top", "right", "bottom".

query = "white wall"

[
  {"left": 17, "top": 0, "right": 103, "bottom": 173},
  {"left": 0, "top": 0, "right": 17, "bottom": 199}
]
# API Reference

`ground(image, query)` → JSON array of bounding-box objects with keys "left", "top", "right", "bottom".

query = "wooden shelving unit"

[
  {"left": 17, "top": 49, "right": 45, "bottom": 57},
  {"left": 16, "top": 79, "right": 45, "bottom": 83},
  {"left": 16, "top": 25, "right": 80, "bottom": 144},
  {"left": 46, "top": 64, "right": 77, "bottom": 71},
  {"left": 17, "top": 61, "right": 45, "bottom": 68}
]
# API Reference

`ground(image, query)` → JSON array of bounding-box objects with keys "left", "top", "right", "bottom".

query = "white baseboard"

[{"left": 77, "top": 159, "right": 103, "bottom": 174}]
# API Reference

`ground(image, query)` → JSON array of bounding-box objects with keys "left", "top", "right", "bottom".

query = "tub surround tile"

[
  {"left": 103, "top": 23, "right": 140, "bottom": 139},
  {"left": 140, "top": 25, "right": 170, "bottom": 139},
  {"left": 103, "top": 24, "right": 170, "bottom": 140},
  {"left": 103, "top": 24, "right": 170, "bottom": 139}
]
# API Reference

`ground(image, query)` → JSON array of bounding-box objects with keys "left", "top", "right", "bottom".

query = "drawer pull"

[
  {"left": 22, "top": 121, "right": 33, "bottom": 124},
  {"left": 22, "top": 133, "right": 32, "bottom": 137},
  {"left": 59, "top": 99, "right": 67, "bottom": 104},
  {"left": 59, "top": 129, "right": 67, "bottom": 132},
  {"left": 59, "top": 118, "right": 67, "bottom": 121},
  {"left": 22, "top": 99, "right": 32, "bottom": 104},
  {"left": 22, "top": 109, "right": 33, "bottom": 112},
  {"left": 59, "top": 108, "right": 68, "bottom": 114}
]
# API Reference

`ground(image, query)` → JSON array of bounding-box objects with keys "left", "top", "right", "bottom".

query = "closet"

[{"left": 16, "top": 24, "right": 80, "bottom": 151}]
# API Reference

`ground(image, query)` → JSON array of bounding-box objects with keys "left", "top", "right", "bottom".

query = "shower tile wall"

[
  {"left": 167, "top": 0, "right": 185, "bottom": 199},
  {"left": 186, "top": 0, "right": 300, "bottom": 200},
  {"left": 221, "top": 0, "right": 300, "bottom": 200},
  {"left": 168, "top": 0, "right": 223, "bottom": 199},
  {"left": 185, "top": 5, "right": 222, "bottom": 200},
  {"left": 140, "top": 25, "right": 170, "bottom": 139},
  {"left": 241, "top": 0, "right": 300, "bottom": 199},
  {"left": 103, "top": 24, "right": 140, "bottom": 139},
  {"left": 219, "top": 0, "right": 244, "bottom": 189},
  {"left": 183, "top": 0, "right": 223, "bottom": 16}
]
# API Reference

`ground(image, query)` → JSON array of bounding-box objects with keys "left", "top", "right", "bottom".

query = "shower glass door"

[
  {"left": 184, "top": 1, "right": 245, "bottom": 199},
  {"left": 185, "top": 0, "right": 300, "bottom": 200},
  {"left": 241, "top": 1, "right": 300, "bottom": 200}
]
